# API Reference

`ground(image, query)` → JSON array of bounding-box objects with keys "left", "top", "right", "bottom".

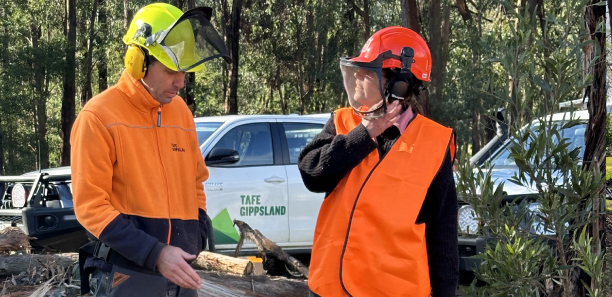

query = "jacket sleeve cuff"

[
  {"left": 98, "top": 215, "right": 164, "bottom": 268},
  {"left": 144, "top": 242, "right": 166, "bottom": 271}
]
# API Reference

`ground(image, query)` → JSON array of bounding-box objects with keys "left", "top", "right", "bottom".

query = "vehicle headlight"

[
  {"left": 11, "top": 184, "right": 28, "bottom": 208},
  {"left": 458, "top": 205, "right": 479, "bottom": 234},
  {"left": 527, "top": 202, "right": 554, "bottom": 236}
]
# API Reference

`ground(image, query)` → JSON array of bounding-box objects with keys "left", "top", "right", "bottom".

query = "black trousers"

[{"left": 89, "top": 266, "right": 197, "bottom": 297}]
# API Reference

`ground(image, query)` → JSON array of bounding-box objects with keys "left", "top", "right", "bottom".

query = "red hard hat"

[{"left": 350, "top": 26, "right": 432, "bottom": 82}]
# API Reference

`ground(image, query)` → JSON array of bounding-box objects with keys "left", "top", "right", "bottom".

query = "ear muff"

[
  {"left": 125, "top": 45, "right": 147, "bottom": 79},
  {"left": 387, "top": 78, "right": 410, "bottom": 102},
  {"left": 385, "top": 46, "right": 417, "bottom": 103}
]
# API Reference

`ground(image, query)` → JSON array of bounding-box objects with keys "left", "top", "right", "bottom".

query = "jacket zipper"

[
  {"left": 157, "top": 105, "right": 162, "bottom": 127},
  {"left": 153, "top": 104, "right": 172, "bottom": 244}
]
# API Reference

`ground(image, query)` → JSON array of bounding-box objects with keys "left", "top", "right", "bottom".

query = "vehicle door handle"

[{"left": 264, "top": 176, "right": 285, "bottom": 183}]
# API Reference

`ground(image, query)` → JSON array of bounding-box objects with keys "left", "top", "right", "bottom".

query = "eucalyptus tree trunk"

[
  {"left": 81, "top": 0, "right": 100, "bottom": 108},
  {"left": 400, "top": 0, "right": 430, "bottom": 116},
  {"left": 184, "top": 0, "right": 196, "bottom": 114},
  {"left": 176, "top": 0, "right": 197, "bottom": 115},
  {"left": 566, "top": 2, "right": 606, "bottom": 296},
  {"left": 97, "top": 0, "right": 108, "bottom": 92},
  {"left": 31, "top": 23, "right": 49, "bottom": 169},
  {"left": 60, "top": 0, "right": 76, "bottom": 166},
  {"left": 401, "top": 0, "right": 420, "bottom": 33},
  {"left": 123, "top": 0, "right": 132, "bottom": 30},
  {"left": 347, "top": 0, "right": 370, "bottom": 41},
  {"left": 223, "top": 0, "right": 243, "bottom": 115},
  {"left": 428, "top": 0, "right": 450, "bottom": 109}
]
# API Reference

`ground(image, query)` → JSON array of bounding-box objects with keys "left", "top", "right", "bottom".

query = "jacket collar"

[{"left": 116, "top": 70, "right": 162, "bottom": 112}]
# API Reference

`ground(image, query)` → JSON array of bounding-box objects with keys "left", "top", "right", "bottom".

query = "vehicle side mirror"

[{"left": 205, "top": 148, "right": 240, "bottom": 166}]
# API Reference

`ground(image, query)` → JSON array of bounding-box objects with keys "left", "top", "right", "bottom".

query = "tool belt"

[{"left": 79, "top": 240, "right": 161, "bottom": 295}]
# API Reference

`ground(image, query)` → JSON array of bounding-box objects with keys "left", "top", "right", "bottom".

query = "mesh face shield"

[
  {"left": 340, "top": 57, "right": 386, "bottom": 119},
  {"left": 145, "top": 7, "right": 230, "bottom": 72}
]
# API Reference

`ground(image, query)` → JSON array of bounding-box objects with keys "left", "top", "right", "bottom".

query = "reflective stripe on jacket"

[
  {"left": 71, "top": 71, "right": 208, "bottom": 270},
  {"left": 308, "top": 107, "right": 454, "bottom": 297}
]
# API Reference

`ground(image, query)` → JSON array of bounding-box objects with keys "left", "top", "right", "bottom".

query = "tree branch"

[{"left": 346, "top": 0, "right": 365, "bottom": 18}]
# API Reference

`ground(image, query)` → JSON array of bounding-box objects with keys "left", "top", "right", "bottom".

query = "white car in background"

[
  {"left": 457, "top": 107, "right": 589, "bottom": 276},
  {"left": 195, "top": 114, "right": 328, "bottom": 255}
]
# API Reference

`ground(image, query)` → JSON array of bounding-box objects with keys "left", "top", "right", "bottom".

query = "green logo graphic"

[{"left": 211, "top": 208, "right": 240, "bottom": 244}]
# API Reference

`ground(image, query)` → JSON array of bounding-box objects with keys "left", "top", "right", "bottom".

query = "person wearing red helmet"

[{"left": 298, "top": 27, "right": 458, "bottom": 296}]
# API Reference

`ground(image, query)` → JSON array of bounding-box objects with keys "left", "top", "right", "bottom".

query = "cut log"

[
  {"left": 197, "top": 271, "right": 309, "bottom": 297},
  {"left": 191, "top": 251, "right": 253, "bottom": 275},
  {"left": 0, "top": 253, "right": 78, "bottom": 277},
  {"left": 233, "top": 220, "right": 309, "bottom": 278}
]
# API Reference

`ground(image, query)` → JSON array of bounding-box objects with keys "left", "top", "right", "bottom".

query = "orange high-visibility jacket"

[
  {"left": 70, "top": 71, "right": 208, "bottom": 270},
  {"left": 308, "top": 108, "right": 455, "bottom": 297}
]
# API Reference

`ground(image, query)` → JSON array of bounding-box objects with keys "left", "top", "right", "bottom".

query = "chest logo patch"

[{"left": 172, "top": 143, "right": 186, "bottom": 153}]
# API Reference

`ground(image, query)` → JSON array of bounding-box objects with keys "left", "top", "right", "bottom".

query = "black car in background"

[{"left": 0, "top": 167, "right": 87, "bottom": 252}]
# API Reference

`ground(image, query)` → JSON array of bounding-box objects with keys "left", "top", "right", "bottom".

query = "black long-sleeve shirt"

[{"left": 298, "top": 114, "right": 459, "bottom": 297}]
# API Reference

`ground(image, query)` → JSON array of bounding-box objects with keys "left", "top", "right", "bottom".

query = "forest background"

[{"left": 0, "top": 0, "right": 607, "bottom": 177}]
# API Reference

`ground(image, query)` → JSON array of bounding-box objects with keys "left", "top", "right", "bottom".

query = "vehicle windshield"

[
  {"left": 196, "top": 122, "right": 223, "bottom": 146},
  {"left": 488, "top": 122, "right": 586, "bottom": 168}
]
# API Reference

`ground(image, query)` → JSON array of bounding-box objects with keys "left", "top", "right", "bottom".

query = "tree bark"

[
  {"left": 428, "top": 0, "right": 450, "bottom": 109},
  {"left": 224, "top": 0, "right": 243, "bottom": 115},
  {"left": 81, "top": 0, "right": 99, "bottom": 108},
  {"left": 362, "top": 0, "right": 370, "bottom": 40},
  {"left": 123, "top": 0, "right": 132, "bottom": 30},
  {"left": 347, "top": 0, "right": 370, "bottom": 41},
  {"left": 583, "top": 1, "right": 606, "bottom": 175},
  {"left": 455, "top": 0, "right": 472, "bottom": 21},
  {"left": 0, "top": 253, "right": 79, "bottom": 277},
  {"left": 568, "top": 2, "right": 607, "bottom": 296},
  {"left": 31, "top": 24, "right": 49, "bottom": 170},
  {"left": 173, "top": 0, "right": 184, "bottom": 9},
  {"left": 401, "top": 0, "right": 421, "bottom": 33},
  {"left": 196, "top": 271, "right": 309, "bottom": 297},
  {"left": 97, "top": 0, "right": 108, "bottom": 92},
  {"left": 183, "top": 0, "right": 196, "bottom": 115},
  {"left": 61, "top": 0, "right": 77, "bottom": 166},
  {"left": 609, "top": 0, "right": 612, "bottom": 31}
]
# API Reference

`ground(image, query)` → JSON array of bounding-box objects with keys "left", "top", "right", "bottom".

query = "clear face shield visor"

[
  {"left": 145, "top": 7, "right": 230, "bottom": 72},
  {"left": 340, "top": 58, "right": 387, "bottom": 119}
]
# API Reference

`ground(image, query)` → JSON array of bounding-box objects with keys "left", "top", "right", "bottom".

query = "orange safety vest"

[{"left": 308, "top": 108, "right": 455, "bottom": 297}]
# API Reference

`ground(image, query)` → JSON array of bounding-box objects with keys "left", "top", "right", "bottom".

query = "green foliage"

[
  {"left": 455, "top": 1, "right": 605, "bottom": 295},
  {"left": 463, "top": 225, "right": 558, "bottom": 296},
  {"left": 457, "top": 116, "right": 605, "bottom": 296},
  {"left": 572, "top": 225, "right": 605, "bottom": 297}
]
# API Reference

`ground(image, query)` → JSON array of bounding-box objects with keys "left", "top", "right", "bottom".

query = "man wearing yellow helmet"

[{"left": 70, "top": 3, "right": 230, "bottom": 296}]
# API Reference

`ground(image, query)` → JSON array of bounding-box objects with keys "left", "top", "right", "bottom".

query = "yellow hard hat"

[{"left": 123, "top": 3, "right": 229, "bottom": 72}]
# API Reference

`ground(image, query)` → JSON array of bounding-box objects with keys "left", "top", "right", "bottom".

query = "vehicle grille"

[
  {"left": 0, "top": 216, "right": 22, "bottom": 225},
  {"left": 459, "top": 245, "right": 477, "bottom": 257}
]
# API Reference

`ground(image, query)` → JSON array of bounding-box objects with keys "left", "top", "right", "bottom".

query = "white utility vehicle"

[{"left": 195, "top": 114, "right": 329, "bottom": 254}]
